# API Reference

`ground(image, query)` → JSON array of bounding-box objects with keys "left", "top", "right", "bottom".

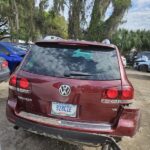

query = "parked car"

[
  {"left": 13, "top": 42, "right": 34, "bottom": 52},
  {"left": 44, "top": 35, "right": 62, "bottom": 40},
  {"left": 126, "top": 50, "right": 137, "bottom": 66},
  {"left": 121, "top": 55, "right": 127, "bottom": 67},
  {"left": 0, "top": 42, "right": 26, "bottom": 73},
  {"left": 0, "top": 57, "right": 10, "bottom": 82},
  {"left": 13, "top": 43, "right": 29, "bottom": 52},
  {"left": 134, "top": 51, "right": 150, "bottom": 72},
  {"left": 6, "top": 40, "right": 140, "bottom": 149}
]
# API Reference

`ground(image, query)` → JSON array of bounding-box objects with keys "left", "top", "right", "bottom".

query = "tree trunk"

[
  {"left": 68, "top": 0, "right": 82, "bottom": 39},
  {"left": 87, "top": 0, "right": 111, "bottom": 40},
  {"left": 103, "top": 0, "right": 130, "bottom": 39},
  {"left": 13, "top": 0, "right": 19, "bottom": 34},
  {"left": 29, "top": 0, "right": 35, "bottom": 41}
]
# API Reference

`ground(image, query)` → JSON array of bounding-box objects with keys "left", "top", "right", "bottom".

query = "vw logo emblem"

[{"left": 59, "top": 85, "right": 71, "bottom": 96}]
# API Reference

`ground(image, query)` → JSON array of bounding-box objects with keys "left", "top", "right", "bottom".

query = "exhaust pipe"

[{"left": 14, "top": 125, "right": 19, "bottom": 130}]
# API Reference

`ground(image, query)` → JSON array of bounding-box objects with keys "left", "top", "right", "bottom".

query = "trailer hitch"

[{"left": 101, "top": 137, "right": 121, "bottom": 150}]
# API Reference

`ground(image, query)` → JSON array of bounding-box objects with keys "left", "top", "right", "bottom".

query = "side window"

[{"left": 0, "top": 45, "right": 10, "bottom": 55}]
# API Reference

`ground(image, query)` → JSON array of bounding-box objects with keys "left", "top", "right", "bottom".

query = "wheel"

[
  {"left": 137, "top": 66, "right": 140, "bottom": 71},
  {"left": 139, "top": 65, "right": 148, "bottom": 72},
  {"left": 101, "top": 144, "right": 113, "bottom": 150}
]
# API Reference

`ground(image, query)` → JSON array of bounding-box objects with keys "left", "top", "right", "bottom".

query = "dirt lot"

[{"left": 0, "top": 69, "right": 150, "bottom": 150}]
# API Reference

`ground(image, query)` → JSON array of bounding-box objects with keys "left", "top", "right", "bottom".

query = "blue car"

[{"left": 0, "top": 42, "right": 26, "bottom": 73}]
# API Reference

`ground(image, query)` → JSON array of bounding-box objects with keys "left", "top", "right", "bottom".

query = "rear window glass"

[{"left": 21, "top": 45, "right": 120, "bottom": 81}]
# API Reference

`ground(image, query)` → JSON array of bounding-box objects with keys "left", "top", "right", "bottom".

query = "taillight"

[
  {"left": 103, "top": 86, "right": 134, "bottom": 103},
  {"left": 2, "top": 60, "right": 8, "bottom": 69},
  {"left": 106, "top": 88, "right": 118, "bottom": 99},
  {"left": 121, "top": 86, "right": 133, "bottom": 100},
  {"left": 19, "top": 78, "right": 29, "bottom": 89},
  {"left": 9, "top": 75, "right": 17, "bottom": 86}
]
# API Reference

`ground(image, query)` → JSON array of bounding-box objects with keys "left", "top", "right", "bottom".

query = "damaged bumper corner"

[{"left": 113, "top": 107, "right": 141, "bottom": 137}]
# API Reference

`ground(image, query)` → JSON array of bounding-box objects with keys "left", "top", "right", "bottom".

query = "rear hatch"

[{"left": 16, "top": 42, "right": 122, "bottom": 125}]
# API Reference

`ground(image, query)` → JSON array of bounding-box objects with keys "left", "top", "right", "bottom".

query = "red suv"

[{"left": 6, "top": 40, "right": 140, "bottom": 149}]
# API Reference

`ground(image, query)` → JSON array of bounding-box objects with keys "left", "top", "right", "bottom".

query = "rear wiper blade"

[{"left": 64, "top": 71, "right": 92, "bottom": 77}]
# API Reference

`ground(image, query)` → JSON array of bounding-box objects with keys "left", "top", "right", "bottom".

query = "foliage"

[
  {"left": 87, "top": 0, "right": 131, "bottom": 41},
  {"left": 112, "top": 29, "right": 150, "bottom": 54},
  {"left": 0, "top": 0, "right": 149, "bottom": 52},
  {"left": 53, "top": 0, "right": 131, "bottom": 40},
  {"left": 34, "top": 9, "right": 68, "bottom": 39},
  {"left": 53, "top": 0, "right": 86, "bottom": 39},
  {"left": 0, "top": 0, "right": 68, "bottom": 41}
]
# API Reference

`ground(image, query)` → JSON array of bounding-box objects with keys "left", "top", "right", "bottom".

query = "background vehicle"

[
  {"left": 44, "top": 35, "right": 62, "bottom": 40},
  {"left": 121, "top": 56, "right": 127, "bottom": 67},
  {"left": 0, "top": 57, "right": 10, "bottom": 82},
  {"left": 13, "top": 43, "right": 29, "bottom": 52},
  {"left": 0, "top": 42, "right": 26, "bottom": 73},
  {"left": 7, "top": 40, "right": 140, "bottom": 150},
  {"left": 134, "top": 51, "right": 150, "bottom": 72},
  {"left": 14, "top": 42, "right": 34, "bottom": 52}
]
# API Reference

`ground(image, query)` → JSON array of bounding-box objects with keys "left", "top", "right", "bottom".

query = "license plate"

[{"left": 51, "top": 102, "right": 77, "bottom": 117}]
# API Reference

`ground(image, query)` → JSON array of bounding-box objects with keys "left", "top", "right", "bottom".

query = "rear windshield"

[{"left": 21, "top": 44, "right": 120, "bottom": 81}]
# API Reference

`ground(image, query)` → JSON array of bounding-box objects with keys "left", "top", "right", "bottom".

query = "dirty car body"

[{"left": 6, "top": 40, "right": 140, "bottom": 147}]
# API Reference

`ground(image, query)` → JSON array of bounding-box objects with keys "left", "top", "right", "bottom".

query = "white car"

[
  {"left": 44, "top": 35, "right": 62, "bottom": 40},
  {"left": 121, "top": 56, "right": 127, "bottom": 67}
]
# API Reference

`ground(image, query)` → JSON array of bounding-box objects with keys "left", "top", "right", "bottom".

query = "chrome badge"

[{"left": 59, "top": 85, "right": 71, "bottom": 96}]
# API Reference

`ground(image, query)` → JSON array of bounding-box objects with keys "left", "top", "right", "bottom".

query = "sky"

[
  {"left": 36, "top": 0, "right": 150, "bottom": 31},
  {"left": 119, "top": 0, "right": 150, "bottom": 30}
]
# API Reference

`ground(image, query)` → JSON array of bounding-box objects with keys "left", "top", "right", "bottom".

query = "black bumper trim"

[{"left": 16, "top": 118, "right": 121, "bottom": 149}]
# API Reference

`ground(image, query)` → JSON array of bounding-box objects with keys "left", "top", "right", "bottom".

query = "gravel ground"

[{"left": 0, "top": 69, "right": 150, "bottom": 150}]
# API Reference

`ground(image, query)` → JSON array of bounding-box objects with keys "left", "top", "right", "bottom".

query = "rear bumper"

[
  {"left": 16, "top": 117, "right": 120, "bottom": 146},
  {"left": 6, "top": 99, "right": 141, "bottom": 144}
]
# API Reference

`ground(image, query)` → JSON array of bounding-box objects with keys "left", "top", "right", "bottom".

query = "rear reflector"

[
  {"left": 19, "top": 78, "right": 29, "bottom": 89},
  {"left": 9, "top": 75, "right": 17, "bottom": 86}
]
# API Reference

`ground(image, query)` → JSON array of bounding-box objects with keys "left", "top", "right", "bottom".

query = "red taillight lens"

[
  {"left": 121, "top": 86, "right": 133, "bottom": 100},
  {"left": 106, "top": 88, "right": 118, "bottom": 99},
  {"left": 19, "top": 78, "right": 29, "bottom": 89},
  {"left": 2, "top": 61, "right": 8, "bottom": 69},
  {"left": 9, "top": 75, "right": 17, "bottom": 86},
  {"left": 103, "top": 86, "right": 133, "bottom": 103}
]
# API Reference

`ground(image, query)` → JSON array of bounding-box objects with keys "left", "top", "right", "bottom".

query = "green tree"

[
  {"left": 53, "top": 0, "right": 86, "bottom": 39},
  {"left": 112, "top": 29, "right": 150, "bottom": 54},
  {"left": 0, "top": 0, "right": 68, "bottom": 41},
  {"left": 53, "top": 0, "right": 131, "bottom": 40}
]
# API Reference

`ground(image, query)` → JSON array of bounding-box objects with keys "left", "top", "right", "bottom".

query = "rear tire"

[{"left": 139, "top": 65, "right": 148, "bottom": 72}]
